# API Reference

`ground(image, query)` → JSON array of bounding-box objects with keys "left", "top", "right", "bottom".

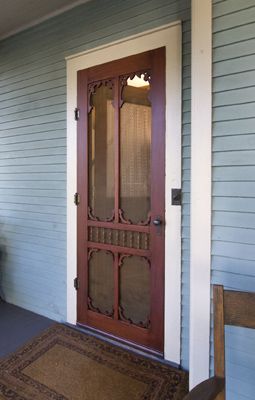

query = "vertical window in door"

[
  {"left": 88, "top": 249, "right": 114, "bottom": 317},
  {"left": 88, "top": 82, "right": 115, "bottom": 221},
  {"left": 119, "top": 255, "right": 151, "bottom": 328},
  {"left": 119, "top": 73, "right": 151, "bottom": 225}
]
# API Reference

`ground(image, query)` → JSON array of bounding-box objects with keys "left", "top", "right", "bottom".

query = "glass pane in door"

[
  {"left": 88, "top": 83, "right": 115, "bottom": 221},
  {"left": 88, "top": 250, "right": 114, "bottom": 316},
  {"left": 120, "top": 74, "right": 151, "bottom": 224},
  {"left": 119, "top": 255, "right": 150, "bottom": 327}
]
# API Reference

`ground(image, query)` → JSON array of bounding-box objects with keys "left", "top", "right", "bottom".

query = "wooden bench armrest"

[{"left": 183, "top": 376, "right": 225, "bottom": 400}]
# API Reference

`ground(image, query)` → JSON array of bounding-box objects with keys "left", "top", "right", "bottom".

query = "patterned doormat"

[{"left": 0, "top": 325, "right": 188, "bottom": 400}]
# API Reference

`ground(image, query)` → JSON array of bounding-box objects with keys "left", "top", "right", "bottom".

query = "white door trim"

[
  {"left": 189, "top": 0, "right": 212, "bottom": 388},
  {"left": 66, "top": 21, "right": 182, "bottom": 364}
]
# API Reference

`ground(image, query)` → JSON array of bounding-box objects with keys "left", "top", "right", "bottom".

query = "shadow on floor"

[{"left": 0, "top": 301, "right": 54, "bottom": 358}]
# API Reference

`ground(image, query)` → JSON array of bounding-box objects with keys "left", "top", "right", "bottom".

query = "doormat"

[{"left": 0, "top": 324, "right": 188, "bottom": 400}]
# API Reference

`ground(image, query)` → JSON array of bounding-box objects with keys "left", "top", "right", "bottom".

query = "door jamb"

[{"left": 66, "top": 21, "right": 182, "bottom": 365}]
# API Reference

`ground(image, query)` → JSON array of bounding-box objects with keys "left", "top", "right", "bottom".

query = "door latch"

[{"left": 171, "top": 188, "right": 182, "bottom": 206}]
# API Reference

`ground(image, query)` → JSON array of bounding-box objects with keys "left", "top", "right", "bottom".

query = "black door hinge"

[
  {"left": 74, "top": 108, "right": 80, "bottom": 121},
  {"left": 74, "top": 192, "right": 80, "bottom": 206},
  {"left": 74, "top": 277, "right": 79, "bottom": 290}
]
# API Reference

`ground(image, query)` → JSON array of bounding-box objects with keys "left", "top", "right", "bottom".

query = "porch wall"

[
  {"left": 212, "top": 1, "right": 255, "bottom": 399},
  {"left": 0, "top": 0, "right": 191, "bottom": 368}
]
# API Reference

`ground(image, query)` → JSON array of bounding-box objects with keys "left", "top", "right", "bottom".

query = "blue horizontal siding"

[
  {"left": 212, "top": 1, "right": 255, "bottom": 399},
  {"left": 181, "top": 18, "right": 191, "bottom": 370},
  {"left": 0, "top": 0, "right": 191, "bottom": 368}
]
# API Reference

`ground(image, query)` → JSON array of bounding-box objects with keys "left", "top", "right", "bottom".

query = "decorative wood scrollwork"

[
  {"left": 119, "top": 70, "right": 151, "bottom": 107},
  {"left": 119, "top": 305, "right": 150, "bottom": 329},
  {"left": 138, "top": 212, "right": 151, "bottom": 226},
  {"left": 88, "top": 79, "right": 114, "bottom": 113},
  {"left": 119, "top": 209, "right": 151, "bottom": 226},
  {"left": 88, "top": 226, "right": 150, "bottom": 250},
  {"left": 142, "top": 256, "right": 151, "bottom": 269},
  {"left": 120, "top": 70, "right": 151, "bottom": 87},
  {"left": 88, "top": 248, "right": 98, "bottom": 261},
  {"left": 88, "top": 207, "right": 115, "bottom": 223},
  {"left": 88, "top": 248, "right": 113, "bottom": 260},
  {"left": 88, "top": 296, "right": 114, "bottom": 318},
  {"left": 118, "top": 254, "right": 131, "bottom": 267},
  {"left": 88, "top": 206, "right": 99, "bottom": 221},
  {"left": 119, "top": 209, "right": 132, "bottom": 225}
]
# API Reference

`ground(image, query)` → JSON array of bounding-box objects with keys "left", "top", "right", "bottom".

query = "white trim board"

[
  {"left": 189, "top": 0, "right": 212, "bottom": 389},
  {"left": 66, "top": 22, "right": 182, "bottom": 364}
]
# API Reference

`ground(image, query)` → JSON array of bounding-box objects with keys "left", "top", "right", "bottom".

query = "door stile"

[
  {"left": 114, "top": 76, "right": 120, "bottom": 224},
  {"left": 113, "top": 253, "right": 119, "bottom": 320},
  {"left": 150, "top": 48, "right": 166, "bottom": 350},
  {"left": 77, "top": 69, "right": 89, "bottom": 324},
  {"left": 113, "top": 76, "right": 120, "bottom": 321}
]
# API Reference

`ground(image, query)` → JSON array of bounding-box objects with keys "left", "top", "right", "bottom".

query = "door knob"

[{"left": 153, "top": 217, "right": 162, "bottom": 235}]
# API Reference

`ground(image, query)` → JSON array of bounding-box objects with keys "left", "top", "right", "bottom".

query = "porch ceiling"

[{"left": 0, "top": 0, "right": 91, "bottom": 40}]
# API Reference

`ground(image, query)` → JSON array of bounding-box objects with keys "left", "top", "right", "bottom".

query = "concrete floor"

[{"left": 0, "top": 300, "right": 54, "bottom": 358}]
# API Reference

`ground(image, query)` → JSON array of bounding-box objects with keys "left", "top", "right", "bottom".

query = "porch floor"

[{"left": 0, "top": 300, "right": 54, "bottom": 358}]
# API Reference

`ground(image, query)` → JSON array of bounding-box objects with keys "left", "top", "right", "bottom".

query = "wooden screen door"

[{"left": 77, "top": 48, "right": 165, "bottom": 353}]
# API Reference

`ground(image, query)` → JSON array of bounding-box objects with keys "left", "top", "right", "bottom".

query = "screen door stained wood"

[{"left": 77, "top": 48, "right": 165, "bottom": 352}]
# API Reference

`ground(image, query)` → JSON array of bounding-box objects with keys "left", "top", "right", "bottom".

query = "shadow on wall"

[{"left": 0, "top": 234, "right": 7, "bottom": 301}]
